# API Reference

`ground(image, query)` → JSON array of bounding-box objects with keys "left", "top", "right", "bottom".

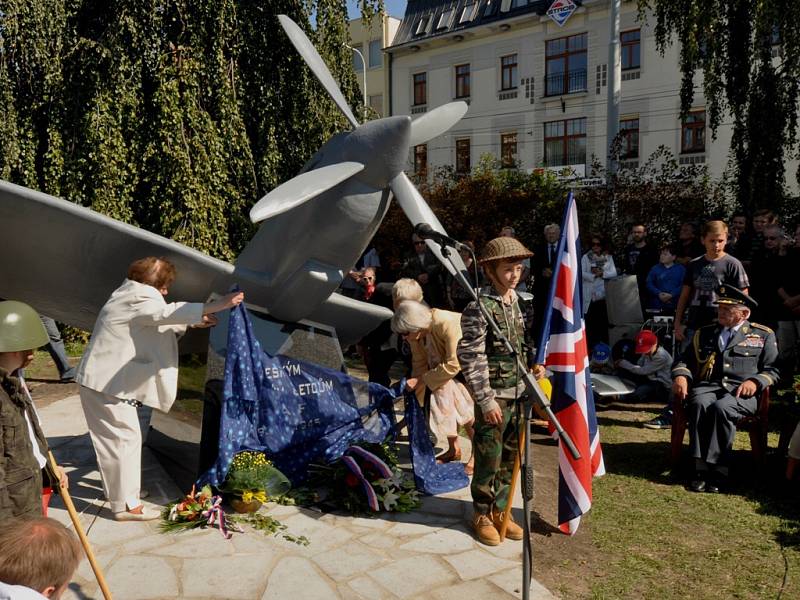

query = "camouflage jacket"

[
  {"left": 457, "top": 287, "right": 534, "bottom": 414},
  {"left": 0, "top": 367, "right": 49, "bottom": 520}
]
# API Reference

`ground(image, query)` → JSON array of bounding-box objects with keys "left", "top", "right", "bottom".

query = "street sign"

[{"left": 546, "top": 0, "right": 577, "bottom": 27}]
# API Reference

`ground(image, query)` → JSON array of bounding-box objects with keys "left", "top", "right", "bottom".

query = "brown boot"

[
  {"left": 472, "top": 513, "right": 501, "bottom": 546},
  {"left": 492, "top": 509, "right": 524, "bottom": 541}
]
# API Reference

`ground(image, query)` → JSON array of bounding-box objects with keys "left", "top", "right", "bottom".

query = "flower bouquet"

[
  {"left": 220, "top": 450, "right": 291, "bottom": 513},
  {"left": 160, "top": 485, "right": 240, "bottom": 538},
  {"left": 305, "top": 442, "right": 421, "bottom": 515}
]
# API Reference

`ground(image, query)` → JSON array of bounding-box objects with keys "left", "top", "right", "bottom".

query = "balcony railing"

[{"left": 544, "top": 69, "right": 588, "bottom": 97}]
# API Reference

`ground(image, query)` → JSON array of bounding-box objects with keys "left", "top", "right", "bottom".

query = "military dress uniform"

[{"left": 672, "top": 286, "right": 779, "bottom": 474}]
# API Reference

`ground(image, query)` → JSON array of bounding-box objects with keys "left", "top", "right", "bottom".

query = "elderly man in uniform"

[{"left": 672, "top": 285, "right": 779, "bottom": 493}]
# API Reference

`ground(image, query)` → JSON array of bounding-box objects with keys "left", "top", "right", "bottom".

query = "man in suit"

[
  {"left": 401, "top": 233, "right": 445, "bottom": 308},
  {"left": 672, "top": 285, "right": 779, "bottom": 493},
  {"left": 532, "top": 223, "right": 560, "bottom": 345}
]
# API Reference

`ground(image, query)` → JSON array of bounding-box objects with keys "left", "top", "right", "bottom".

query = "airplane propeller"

[
  {"left": 275, "top": 15, "right": 470, "bottom": 278},
  {"left": 250, "top": 161, "right": 364, "bottom": 223},
  {"left": 278, "top": 15, "right": 360, "bottom": 129}
]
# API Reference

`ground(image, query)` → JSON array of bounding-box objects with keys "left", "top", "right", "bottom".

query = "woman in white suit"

[{"left": 76, "top": 257, "right": 243, "bottom": 521}]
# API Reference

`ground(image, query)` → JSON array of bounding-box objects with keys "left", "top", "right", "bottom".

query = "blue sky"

[{"left": 346, "top": 1, "right": 407, "bottom": 19}]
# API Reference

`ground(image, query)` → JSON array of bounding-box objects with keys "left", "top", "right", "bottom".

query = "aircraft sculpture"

[{"left": 0, "top": 15, "right": 468, "bottom": 347}]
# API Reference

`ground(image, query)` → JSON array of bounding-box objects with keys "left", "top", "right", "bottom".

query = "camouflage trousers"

[{"left": 471, "top": 398, "right": 520, "bottom": 515}]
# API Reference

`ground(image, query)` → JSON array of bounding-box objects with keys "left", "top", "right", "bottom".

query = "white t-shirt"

[{"left": 0, "top": 582, "right": 48, "bottom": 600}]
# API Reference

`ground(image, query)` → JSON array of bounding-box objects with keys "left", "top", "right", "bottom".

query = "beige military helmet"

[
  {"left": 0, "top": 301, "right": 49, "bottom": 352},
  {"left": 478, "top": 236, "right": 534, "bottom": 264}
]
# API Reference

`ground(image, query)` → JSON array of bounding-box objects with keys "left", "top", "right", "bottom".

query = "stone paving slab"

[{"left": 37, "top": 395, "right": 555, "bottom": 600}]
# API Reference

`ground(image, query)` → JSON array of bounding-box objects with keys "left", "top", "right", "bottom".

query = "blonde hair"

[
  {"left": 392, "top": 278, "right": 424, "bottom": 306},
  {"left": 0, "top": 517, "right": 82, "bottom": 594},
  {"left": 391, "top": 300, "right": 433, "bottom": 334},
  {"left": 701, "top": 220, "right": 728, "bottom": 237}
]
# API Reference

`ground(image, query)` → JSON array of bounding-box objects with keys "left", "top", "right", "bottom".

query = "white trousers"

[{"left": 79, "top": 386, "right": 144, "bottom": 512}]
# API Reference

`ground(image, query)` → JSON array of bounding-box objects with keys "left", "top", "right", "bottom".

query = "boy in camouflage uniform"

[{"left": 457, "top": 237, "right": 545, "bottom": 546}]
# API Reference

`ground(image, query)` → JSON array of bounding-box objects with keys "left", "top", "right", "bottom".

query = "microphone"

[{"left": 413, "top": 223, "right": 469, "bottom": 252}]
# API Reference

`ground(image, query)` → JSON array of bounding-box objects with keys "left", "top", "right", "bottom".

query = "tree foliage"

[
  {"left": 638, "top": 0, "right": 800, "bottom": 213},
  {"left": 374, "top": 148, "right": 727, "bottom": 267},
  {"left": 0, "top": 0, "right": 367, "bottom": 260}
]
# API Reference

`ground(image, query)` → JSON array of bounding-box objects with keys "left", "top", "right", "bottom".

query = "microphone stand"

[{"left": 433, "top": 242, "right": 581, "bottom": 600}]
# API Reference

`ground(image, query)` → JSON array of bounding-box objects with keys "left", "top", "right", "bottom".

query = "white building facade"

[{"left": 387, "top": 0, "right": 795, "bottom": 187}]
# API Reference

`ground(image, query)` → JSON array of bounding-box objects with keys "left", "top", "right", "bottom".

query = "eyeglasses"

[{"left": 363, "top": 276, "right": 375, "bottom": 281}]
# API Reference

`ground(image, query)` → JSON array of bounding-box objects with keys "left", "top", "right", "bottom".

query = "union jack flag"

[{"left": 535, "top": 191, "right": 605, "bottom": 535}]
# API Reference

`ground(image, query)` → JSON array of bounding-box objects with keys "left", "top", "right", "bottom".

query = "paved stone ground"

[{"left": 41, "top": 395, "right": 555, "bottom": 600}]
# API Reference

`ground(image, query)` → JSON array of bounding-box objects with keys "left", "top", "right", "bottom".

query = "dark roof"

[{"left": 390, "top": 0, "right": 571, "bottom": 48}]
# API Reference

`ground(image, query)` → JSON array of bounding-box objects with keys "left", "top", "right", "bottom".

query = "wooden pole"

[
  {"left": 47, "top": 451, "right": 113, "bottom": 600},
  {"left": 497, "top": 419, "right": 527, "bottom": 542}
]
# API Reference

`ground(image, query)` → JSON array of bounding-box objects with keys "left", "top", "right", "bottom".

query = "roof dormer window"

[
  {"left": 415, "top": 16, "right": 429, "bottom": 35},
  {"left": 437, "top": 9, "right": 454, "bottom": 30}
]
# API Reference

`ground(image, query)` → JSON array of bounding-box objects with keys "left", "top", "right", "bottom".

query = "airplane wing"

[
  {"left": 0, "top": 180, "right": 234, "bottom": 331},
  {"left": 0, "top": 180, "right": 390, "bottom": 346}
]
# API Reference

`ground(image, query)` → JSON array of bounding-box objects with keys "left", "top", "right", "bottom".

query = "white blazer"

[{"left": 76, "top": 279, "right": 204, "bottom": 412}]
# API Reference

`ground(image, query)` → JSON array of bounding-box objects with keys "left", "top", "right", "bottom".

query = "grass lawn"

[{"left": 583, "top": 400, "right": 800, "bottom": 599}]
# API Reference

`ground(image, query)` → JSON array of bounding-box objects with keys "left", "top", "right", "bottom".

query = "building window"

[
  {"left": 455, "top": 64, "right": 471, "bottom": 98},
  {"left": 460, "top": 3, "right": 477, "bottom": 23},
  {"left": 415, "top": 17, "right": 429, "bottom": 35},
  {"left": 501, "top": 132, "right": 518, "bottom": 168},
  {"left": 619, "top": 118, "right": 639, "bottom": 159},
  {"left": 414, "top": 144, "right": 428, "bottom": 178},
  {"left": 545, "top": 33, "right": 588, "bottom": 96},
  {"left": 351, "top": 45, "right": 363, "bottom": 72},
  {"left": 484, "top": 0, "right": 497, "bottom": 17},
  {"left": 681, "top": 111, "right": 706, "bottom": 153},
  {"left": 501, "top": 54, "right": 518, "bottom": 90},
  {"left": 413, "top": 73, "right": 427, "bottom": 106},
  {"left": 456, "top": 138, "right": 471, "bottom": 173},
  {"left": 544, "top": 118, "right": 587, "bottom": 167},
  {"left": 437, "top": 9, "right": 454, "bottom": 30},
  {"left": 369, "top": 94, "right": 383, "bottom": 117},
  {"left": 368, "top": 40, "right": 382, "bottom": 68},
  {"left": 621, "top": 30, "right": 640, "bottom": 70}
]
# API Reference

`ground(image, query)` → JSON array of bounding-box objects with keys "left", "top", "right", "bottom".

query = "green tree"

[
  {"left": 0, "top": 0, "right": 369, "bottom": 259},
  {"left": 638, "top": 0, "right": 800, "bottom": 214}
]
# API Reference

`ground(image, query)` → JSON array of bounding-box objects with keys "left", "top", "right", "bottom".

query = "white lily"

[{"left": 382, "top": 489, "right": 399, "bottom": 511}]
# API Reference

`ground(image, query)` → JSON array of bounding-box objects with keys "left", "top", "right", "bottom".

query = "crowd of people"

[
  {"left": 0, "top": 209, "right": 798, "bottom": 583},
  {"left": 346, "top": 211, "right": 800, "bottom": 498}
]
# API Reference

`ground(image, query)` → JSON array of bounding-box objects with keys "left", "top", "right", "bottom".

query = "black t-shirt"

[{"left": 683, "top": 254, "right": 749, "bottom": 328}]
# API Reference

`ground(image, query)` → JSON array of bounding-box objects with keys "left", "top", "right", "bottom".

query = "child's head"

[
  {"left": 391, "top": 278, "right": 424, "bottom": 309},
  {"left": 0, "top": 300, "right": 50, "bottom": 373},
  {"left": 479, "top": 237, "right": 534, "bottom": 294},
  {"left": 701, "top": 220, "right": 728, "bottom": 258},
  {"left": 634, "top": 330, "right": 659, "bottom": 355},
  {"left": 0, "top": 517, "right": 82, "bottom": 599},
  {"left": 659, "top": 243, "right": 677, "bottom": 265}
]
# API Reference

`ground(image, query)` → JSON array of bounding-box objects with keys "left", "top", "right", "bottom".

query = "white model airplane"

[{"left": 0, "top": 15, "right": 468, "bottom": 347}]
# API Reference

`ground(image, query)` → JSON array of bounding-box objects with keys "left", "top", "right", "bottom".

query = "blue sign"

[{"left": 547, "top": 0, "right": 577, "bottom": 27}]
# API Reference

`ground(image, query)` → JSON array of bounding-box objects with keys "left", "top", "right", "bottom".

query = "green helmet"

[
  {"left": 479, "top": 237, "right": 534, "bottom": 264},
  {"left": 0, "top": 301, "right": 49, "bottom": 352}
]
